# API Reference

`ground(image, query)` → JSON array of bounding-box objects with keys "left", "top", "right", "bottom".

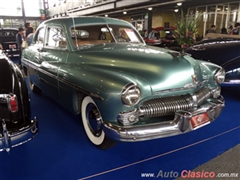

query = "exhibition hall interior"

[{"left": 0, "top": 0, "right": 239, "bottom": 179}]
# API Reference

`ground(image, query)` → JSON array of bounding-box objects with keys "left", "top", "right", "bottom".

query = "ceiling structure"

[
  {"left": 48, "top": 0, "right": 240, "bottom": 18},
  {"left": 97, "top": 0, "right": 240, "bottom": 17}
]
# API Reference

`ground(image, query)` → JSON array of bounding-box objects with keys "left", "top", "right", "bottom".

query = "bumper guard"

[{"left": 0, "top": 117, "right": 38, "bottom": 152}]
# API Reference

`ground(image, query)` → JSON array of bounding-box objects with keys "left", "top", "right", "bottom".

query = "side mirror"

[
  {"left": 79, "top": 30, "right": 89, "bottom": 39},
  {"left": 72, "top": 30, "right": 89, "bottom": 39},
  {"left": 101, "top": 27, "right": 109, "bottom": 33}
]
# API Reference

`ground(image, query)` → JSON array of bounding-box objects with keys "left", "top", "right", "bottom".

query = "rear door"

[{"left": 23, "top": 26, "right": 45, "bottom": 89}]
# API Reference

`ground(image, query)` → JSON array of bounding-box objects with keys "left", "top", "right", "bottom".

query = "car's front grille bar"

[{"left": 139, "top": 87, "right": 211, "bottom": 117}]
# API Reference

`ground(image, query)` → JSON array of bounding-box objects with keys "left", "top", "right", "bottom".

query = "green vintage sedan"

[{"left": 22, "top": 16, "right": 225, "bottom": 149}]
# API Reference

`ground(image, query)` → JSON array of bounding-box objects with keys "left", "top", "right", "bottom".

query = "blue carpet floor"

[{"left": 0, "top": 59, "right": 239, "bottom": 180}]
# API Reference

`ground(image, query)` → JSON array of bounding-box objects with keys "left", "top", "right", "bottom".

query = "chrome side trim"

[{"left": 103, "top": 96, "right": 224, "bottom": 142}]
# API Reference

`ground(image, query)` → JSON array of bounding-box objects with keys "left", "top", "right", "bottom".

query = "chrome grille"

[
  {"left": 194, "top": 87, "right": 211, "bottom": 105},
  {"left": 139, "top": 87, "right": 211, "bottom": 117}
]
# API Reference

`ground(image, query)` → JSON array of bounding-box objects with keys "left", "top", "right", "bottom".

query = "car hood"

[{"left": 73, "top": 43, "right": 201, "bottom": 92}]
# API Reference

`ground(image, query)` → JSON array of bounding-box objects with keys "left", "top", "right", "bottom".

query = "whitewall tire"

[{"left": 81, "top": 96, "right": 116, "bottom": 149}]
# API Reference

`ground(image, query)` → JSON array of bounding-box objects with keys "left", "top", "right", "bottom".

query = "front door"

[{"left": 38, "top": 26, "right": 69, "bottom": 103}]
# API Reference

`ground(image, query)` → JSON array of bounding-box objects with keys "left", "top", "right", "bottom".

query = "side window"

[
  {"left": 46, "top": 27, "right": 66, "bottom": 48},
  {"left": 34, "top": 28, "right": 45, "bottom": 46}
]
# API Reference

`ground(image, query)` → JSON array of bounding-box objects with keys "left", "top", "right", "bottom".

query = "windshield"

[{"left": 70, "top": 24, "right": 144, "bottom": 47}]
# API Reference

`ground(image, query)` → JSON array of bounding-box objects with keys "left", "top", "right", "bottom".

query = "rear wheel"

[
  {"left": 81, "top": 96, "right": 116, "bottom": 149},
  {"left": 27, "top": 72, "right": 41, "bottom": 94}
]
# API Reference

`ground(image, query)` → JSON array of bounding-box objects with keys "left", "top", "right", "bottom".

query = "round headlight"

[
  {"left": 121, "top": 83, "right": 141, "bottom": 106},
  {"left": 214, "top": 68, "right": 225, "bottom": 84}
]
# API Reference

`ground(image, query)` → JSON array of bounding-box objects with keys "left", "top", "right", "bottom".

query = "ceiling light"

[
  {"left": 177, "top": 2, "right": 182, "bottom": 6},
  {"left": 105, "top": 14, "right": 108, "bottom": 17},
  {"left": 148, "top": 7, "right": 152, "bottom": 11},
  {"left": 174, "top": 9, "right": 179, "bottom": 12},
  {"left": 123, "top": 11, "right": 127, "bottom": 14}
]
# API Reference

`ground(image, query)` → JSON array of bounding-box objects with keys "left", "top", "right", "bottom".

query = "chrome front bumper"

[
  {"left": 0, "top": 117, "right": 38, "bottom": 152},
  {"left": 102, "top": 96, "right": 224, "bottom": 142}
]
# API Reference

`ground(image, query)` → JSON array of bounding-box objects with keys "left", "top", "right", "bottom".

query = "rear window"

[{"left": 0, "top": 30, "right": 17, "bottom": 37}]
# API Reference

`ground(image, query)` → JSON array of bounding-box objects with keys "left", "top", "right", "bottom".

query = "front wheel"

[{"left": 81, "top": 96, "right": 116, "bottom": 149}]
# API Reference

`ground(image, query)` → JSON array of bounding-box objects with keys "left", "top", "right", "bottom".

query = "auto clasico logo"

[{"left": 181, "top": 170, "right": 215, "bottom": 178}]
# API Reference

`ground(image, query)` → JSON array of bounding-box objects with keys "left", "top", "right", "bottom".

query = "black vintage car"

[
  {"left": 186, "top": 33, "right": 240, "bottom": 86},
  {"left": 0, "top": 28, "right": 19, "bottom": 57},
  {"left": 0, "top": 50, "right": 38, "bottom": 152}
]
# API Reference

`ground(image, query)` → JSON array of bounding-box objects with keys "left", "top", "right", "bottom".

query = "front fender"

[{"left": 58, "top": 64, "right": 152, "bottom": 123}]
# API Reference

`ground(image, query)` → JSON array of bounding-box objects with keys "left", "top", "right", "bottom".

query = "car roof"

[
  {"left": 153, "top": 26, "right": 176, "bottom": 31},
  {"left": 40, "top": 16, "right": 133, "bottom": 28},
  {"left": 205, "top": 33, "right": 240, "bottom": 39},
  {"left": 0, "top": 28, "right": 18, "bottom": 31}
]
